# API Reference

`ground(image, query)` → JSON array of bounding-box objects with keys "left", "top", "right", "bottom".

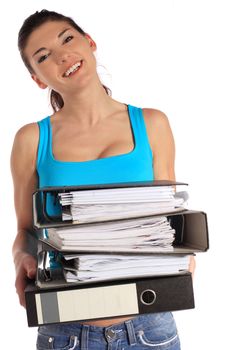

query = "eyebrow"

[{"left": 32, "top": 28, "right": 71, "bottom": 57}]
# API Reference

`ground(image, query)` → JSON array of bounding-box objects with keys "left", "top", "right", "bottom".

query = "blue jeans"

[{"left": 36, "top": 313, "right": 180, "bottom": 350}]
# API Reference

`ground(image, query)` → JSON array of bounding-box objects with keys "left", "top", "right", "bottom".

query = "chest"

[
  {"left": 51, "top": 116, "right": 134, "bottom": 162},
  {"left": 37, "top": 106, "right": 154, "bottom": 188}
]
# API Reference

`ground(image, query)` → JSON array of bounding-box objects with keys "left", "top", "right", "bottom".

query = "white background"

[{"left": 0, "top": 0, "right": 231, "bottom": 349}]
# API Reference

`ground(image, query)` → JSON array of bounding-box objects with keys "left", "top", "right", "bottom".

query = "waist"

[{"left": 80, "top": 316, "right": 133, "bottom": 327}]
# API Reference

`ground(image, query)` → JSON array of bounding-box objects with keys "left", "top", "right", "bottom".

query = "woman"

[{"left": 11, "top": 9, "right": 194, "bottom": 350}]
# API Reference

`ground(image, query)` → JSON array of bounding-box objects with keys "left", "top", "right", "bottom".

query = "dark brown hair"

[{"left": 18, "top": 9, "right": 110, "bottom": 112}]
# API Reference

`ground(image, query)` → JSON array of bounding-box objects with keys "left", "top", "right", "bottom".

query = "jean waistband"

[
  {"left": 79, "top": 319, "right": 137, "bottom": 347},
  {"left": 39, "top": 314, "right": 165, "bottom": 347}
]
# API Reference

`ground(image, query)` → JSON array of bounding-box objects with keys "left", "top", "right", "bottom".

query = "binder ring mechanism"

[{"left": 140, "top": 289, "right": 157, "bottom": 305}]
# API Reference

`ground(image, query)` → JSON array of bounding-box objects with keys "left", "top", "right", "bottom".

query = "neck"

[{"left": 56, "top": 78, "right": 117, "bottom": 127}]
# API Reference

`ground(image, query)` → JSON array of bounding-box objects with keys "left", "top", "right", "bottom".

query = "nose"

[{"left": 54, "top": 49, "right": 70, "bottom": 65}]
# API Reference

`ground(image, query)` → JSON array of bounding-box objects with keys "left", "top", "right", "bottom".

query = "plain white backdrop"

[{"left": 1, "top": 0, "right": 232, "bottom": 349}]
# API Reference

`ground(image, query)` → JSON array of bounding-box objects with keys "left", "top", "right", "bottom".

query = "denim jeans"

[{"left": 36, "top": 313, "right": 180, "bottom": 350}]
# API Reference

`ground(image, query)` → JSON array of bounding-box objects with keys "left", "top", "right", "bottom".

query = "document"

[
  {"left": 61, "top": 254, "right": 191, "bottom": 283},
  {"left": 58, "top": 186, "right": 187, "bottom": 223},
  {"left": 46, "top": 216, "right": 175, "bottom": 252}
]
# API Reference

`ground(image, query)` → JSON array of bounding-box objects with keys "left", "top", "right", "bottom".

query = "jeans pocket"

[
  {"left": 36, "top": 333, "right": 79, "bottom": 350},
  {"left": 137, "top": 330, "right": 180, "bottom": 349}
]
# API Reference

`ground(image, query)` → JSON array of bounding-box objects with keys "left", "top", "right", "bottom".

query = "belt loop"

[
  {"left": 125, "top": 320, "right": 137, "bottom": 346},
  {"left": 81, "top": 325, "right": 89, "bottom": 350}
]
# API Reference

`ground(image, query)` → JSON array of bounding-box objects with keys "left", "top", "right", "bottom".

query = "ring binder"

[
  {"left": 32, "top": 180, "right": 188, "bottom": 229},
  {"left": 25, "top": 273, "right": 194, "bottom": 327},
  {"left": 37, "top": 210, "right": 209, "bottom": 255}
]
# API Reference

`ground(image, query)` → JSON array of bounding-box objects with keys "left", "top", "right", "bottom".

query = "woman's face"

[{"left": 24, "top": 20, "right": 97, "bottom": 94}]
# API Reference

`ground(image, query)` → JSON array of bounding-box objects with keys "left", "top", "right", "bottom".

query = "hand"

[
  {"left": 189, "top": 256, "right": 196, "bottom": 278},
  {"left": 14, "top": 252, "right": 37, "bottom": 307}
]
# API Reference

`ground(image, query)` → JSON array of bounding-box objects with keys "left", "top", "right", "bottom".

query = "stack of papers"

[
  {"left": 41, "top": 184, "right": 191, "bottom": 285},
  {"left": 62, "top": 254, "right": 190, "bottom": 283},
  {"left": 46, "top": 216, "right": 175, "bottom": 252},
  {"left": 58, "top": 186, "right": 186, "bottom": 223}
]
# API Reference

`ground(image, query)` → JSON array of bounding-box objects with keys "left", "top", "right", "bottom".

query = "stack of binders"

[{"left": 25, "top": 180, "right": 209, "bottom": 327}]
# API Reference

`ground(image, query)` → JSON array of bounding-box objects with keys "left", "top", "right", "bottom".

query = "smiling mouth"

[{"left": 63, "top": 61, "right": 82, "bottom": 77}]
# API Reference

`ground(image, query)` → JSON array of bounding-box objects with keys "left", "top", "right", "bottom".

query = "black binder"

[
  {"left": 32, "top": 180, "right": 188, "bottom": 229},
  {"left": 37, "top": 210, "right": 209, "bottom": 254},
  {"left": 25, "top": 273, "right": 194, "bottom": 327}
]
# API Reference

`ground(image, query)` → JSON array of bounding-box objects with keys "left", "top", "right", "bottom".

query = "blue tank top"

[{"left": 37, "top": 104, "right": 154, "bottom": 215}]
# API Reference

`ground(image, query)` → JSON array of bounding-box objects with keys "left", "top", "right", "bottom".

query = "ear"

[
  {"left": 84, "top": 33, "right": 97, "bottom": 52},
  {"left": 31, "top": 74, "right": 48, "bottom": 89}
]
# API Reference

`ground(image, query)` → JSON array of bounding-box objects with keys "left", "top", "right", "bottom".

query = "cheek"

[{"left": 34, "top": 65, "right": 56, "bottom": 83}]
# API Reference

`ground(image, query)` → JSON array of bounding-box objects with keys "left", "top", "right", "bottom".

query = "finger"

[
  {"left": 23, "top": 256, "right": 37, "bottom": 279},
  {"left": 15, "top": 274, "right": 27, "bottom": 308},
  {"left": 189, "top": 256, "right": 196, "bottom": 277},
  {"left": 27, "top": 267, "right": 36, "bottom": 279},
  {"left": 18, "top": 289, "right": 26, "bottom": 308}
]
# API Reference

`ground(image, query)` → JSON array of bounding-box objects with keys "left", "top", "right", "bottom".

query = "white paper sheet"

[{"left": 62, "top": 254, "right": 190, "bottom": 282}]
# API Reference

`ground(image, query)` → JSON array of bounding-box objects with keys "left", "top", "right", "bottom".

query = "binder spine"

[{"left": 25, "top": 274, "right": 194, "bottom": 327}]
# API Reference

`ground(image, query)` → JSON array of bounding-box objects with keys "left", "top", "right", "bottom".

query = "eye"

[
  {"left": 63, "top": 35, "right": 74, "bottom": 44},
  {"left": 37, "top": 54, "right": 50, "bottom": 64}
]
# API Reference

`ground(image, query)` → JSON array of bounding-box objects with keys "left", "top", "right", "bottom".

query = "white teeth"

[{"left": 64, "top": 62, "right": 81, "bottom": 77}]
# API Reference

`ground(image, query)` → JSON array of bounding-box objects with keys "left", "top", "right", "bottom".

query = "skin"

[{"left": 11, "top": 20, "right": 195, "bottom": 326}]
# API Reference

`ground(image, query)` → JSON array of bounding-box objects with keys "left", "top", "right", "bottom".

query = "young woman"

[{"left": 11, "top": 9, "right": 195, "bottom": 350}]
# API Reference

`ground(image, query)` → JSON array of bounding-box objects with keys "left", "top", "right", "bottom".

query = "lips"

[{"left": 63, "top": 61, "right": 83, "bottom": 77}]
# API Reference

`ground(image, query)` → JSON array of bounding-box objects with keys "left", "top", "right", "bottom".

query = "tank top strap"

[
  {"left": 127, "top": 104, "right": 152, "bottom": 158},
  {"left": 37, "top": 116, "right": 51, "bottom": 167}
]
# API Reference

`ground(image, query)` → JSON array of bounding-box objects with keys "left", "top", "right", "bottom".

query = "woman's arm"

[
  {"left": 143, "top": 108, "right": 195, "bottom": 275},
  {"left": 11, "top": 123, "right": 39, "bottom": 307},
  {"left": 143, "top": 108, "right": 175, "bottom": 180}
]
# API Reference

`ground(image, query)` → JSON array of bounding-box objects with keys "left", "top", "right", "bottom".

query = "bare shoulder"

[
  {"left": 142, "top": 108, "right": 174, "bottom": 146},
  {"left": 142, "top": 108, "right": 171, "bottom": 130},
  {"left": 13, "top": 122, "right": 39, "bottom": 152},
  {"left": 11, "top": 122, "right": 39, "bottom": 170},
  {"left": 14, "top": 122, "right": 39, "bottom": 142}
]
